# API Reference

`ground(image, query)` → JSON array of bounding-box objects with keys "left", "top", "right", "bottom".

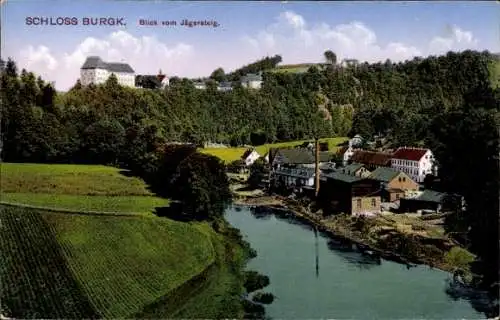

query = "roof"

[
  {"left": 241, "top": 73, "right": 262, "bottom": 82},
  {"left": 318, "top": 151, "right": 333, "bottom": 162},
  {"left": 106, "top": 62, "right": 135, "bottom": 73},
  {"left": 368, "top": 167, "right": 400, "bottom": 183},
  {"left": 81, "top": 56, "right": 134, "bottom": 73},
  {"left": 392, "top": 147, "right": 429, "bottom": 161},
  {"left": 351, "top": 150, "right": 392, "bottom": 167},
  {"left": 275, "top": 148, "right": 315, "bottom": 164},
  {"left": 322, "top": 171, "right": 364, "bottom": 184},
  {"left": 241, "top": 148, "right": 257, "bottom": 160},
  {"left": 340, "top": 163, "right": 365, "bottom": 175},
  {"left": 414, "top": 190, "right": 446, "bottom": 203}
]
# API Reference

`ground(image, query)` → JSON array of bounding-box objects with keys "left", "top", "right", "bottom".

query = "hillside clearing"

[
  {"left": 201, "top": 137, "right": 348, "bottom": 163},
  {"left": 0, "top": 163, "right": 167, "bottom": 215},
  {"left": 1, "top": 205, "right": 215, "bottom": 318},
  {"left": 0, "top": 163, "right": 153, "bottom": 196}
]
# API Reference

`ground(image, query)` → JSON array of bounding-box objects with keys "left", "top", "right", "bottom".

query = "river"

[{"left": 226, "top": 205, "right": 489, "bottom": 320}]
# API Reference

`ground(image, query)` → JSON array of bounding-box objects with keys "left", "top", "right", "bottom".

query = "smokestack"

[{"left": 315, "top": 138, "right": 320, "bottom": 197}]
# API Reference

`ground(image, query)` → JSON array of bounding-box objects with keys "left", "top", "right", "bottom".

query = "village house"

[
  {"left": 217, "top": 81, "right": 233, "bottom": 92},
  {"left": 318, "top": 171, "right": 381, "bottom": 217},
  {"left": 349, "top": 150, "right": 393, "bottom": 171},
  {"left": 368, "top": 167, "right": 419, "bottom": 202},
  {"left": 399, "top": 190, "right": 461, "bottom": 214},
  {"left": 240, "top": 72, "right": 263, "bottom": 89},
  {"left": 390, "top": 147, "right": 436, "bottom": 183},
  {"left": 339, "top": 163, "right": 371, "bottom": 178},
  {"left": 336, "top": 145, "right": 355, "bottom": 166},
  {"left": 135, "top": 70, "right": 169, "bottom": 89},
  {"left": 241, "top": 148, "right": 261, "bottom": 167}
]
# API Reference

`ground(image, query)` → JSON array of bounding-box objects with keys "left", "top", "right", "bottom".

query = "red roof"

[
  {"left": 392, "top": 147, "right": 429, "bottom": 161},
  {"left": 351, "top": 150, "right": 392, "bottom": 167}
]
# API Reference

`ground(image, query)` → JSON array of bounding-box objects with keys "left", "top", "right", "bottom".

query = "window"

[
  {"left": 403, "top": 177, "right": 406, "bottom": 182},
  {"left": 398, "top": 177, "right": 402, "bottom": 182},
  {"left": 357, "top": 199, "right": 362, "bottom": 209},
  {"left": 371, "top": 198, "right": 376, "bottom": 207},
  {"left": 396, "top": 194, "right": 400, "bottom": 200}
]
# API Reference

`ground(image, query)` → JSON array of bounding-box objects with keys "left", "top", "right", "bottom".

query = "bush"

[
  {"left": 244, "top": 271, "right": 270, "bottom": 293},
  {"left": 252, "top": 292, "right": 274, "bottom": 304},
  {"left": 445, "top": 246, "right": 475, "bottom": 271}
]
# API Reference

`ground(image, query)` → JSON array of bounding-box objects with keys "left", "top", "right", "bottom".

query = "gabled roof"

[
  {"left": 274, "top": 148, "right": 315, "bottom": 164},
  {"left": 81, "top": 56, "right": 107, "bottom": 69},
  {"left": 369, "top": 167, "right": 401, "bottom": 183},
  {"left": 340, "top": 163, "right": 366, "bottom": 175},
  {"left": 81, "top": 56, "right": 134, "bottom": 73},
  {"left": 241, "top": 148, "right": 257, "bottom": 160},
  {"left": 351, "top": 150, "right": 392, "bottom": 167},
  {"left": 322, "top": 171, "right": 364, "bottom": 184},
  {"left": 106, "top": 62, "right": 135, "bottom": 73},
  {"left": 392, "top": 147, "right": 429, "bottom": 161},
  {"left": 413, "top": 190, "right": 446, "bottom": 203},
  {"left": 241, "top": 73, "right": 262, "bottom": 82}
]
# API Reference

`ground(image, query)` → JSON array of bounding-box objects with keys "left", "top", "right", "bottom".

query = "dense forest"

[{"left": 0, "top": 50, "right": 498, "bottom": 305}]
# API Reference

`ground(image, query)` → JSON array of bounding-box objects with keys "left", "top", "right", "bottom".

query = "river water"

[{"left": 226, "top": 205, "right": 488, "bottom": 320}]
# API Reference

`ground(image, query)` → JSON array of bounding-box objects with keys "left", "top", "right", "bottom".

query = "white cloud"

[
  {"left": 14, "top": 30, "right": 194, "bottom": 90},
  {"left": 242, "top": 11, "right": 478, "bottom": 65},
  {"left": 20, "top": 45, "right": 59, "bottom": 72},
  {"left": 428, "top": 24, "right": 478, "bottom": 54}
]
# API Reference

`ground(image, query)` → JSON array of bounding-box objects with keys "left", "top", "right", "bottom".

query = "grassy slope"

[
  {"left": 1, "top": 205, "right": 215, "bottom": 318},
  {"left": 0, "top": 163, "right": 168, "bottom": 214},
  {"left": 0, "top": 163, "right": 222, "bottom": 318},
  {"left": 201, "top": 137, "right": 348, "bottom": 163}
]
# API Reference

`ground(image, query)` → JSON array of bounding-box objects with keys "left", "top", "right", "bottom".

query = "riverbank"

[{"left": 234, "top": 194, "right": 473, "bottom": 277}]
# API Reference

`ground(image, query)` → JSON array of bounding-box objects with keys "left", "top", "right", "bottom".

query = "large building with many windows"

[{"left": 80, "top": 56, "right": 135, "bottom": 87}]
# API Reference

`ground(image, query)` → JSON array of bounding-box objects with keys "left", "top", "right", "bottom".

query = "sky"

[{"left": 2, "top": 0, "right": 499, "bottom": 91}]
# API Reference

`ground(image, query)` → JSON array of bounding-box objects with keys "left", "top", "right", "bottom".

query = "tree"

[
  {"left": 247, "top": 158, "right": 266, "bottom": 189},
  {"left": 324, "top": 50, "right": 337, "bottom": 65},
  {"left": 172, "top": 152, "right": 232, "bottom": 221},
  {"left": 210, "top": 67, "right": 226, "bottom": 83},
  {"left": 82, "top": 119, "right": 126, "bottom": 165}
]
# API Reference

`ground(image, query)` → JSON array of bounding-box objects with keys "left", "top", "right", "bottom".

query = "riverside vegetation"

[{"left": 0, "top": 49, "right": 499, "bottom": 317}]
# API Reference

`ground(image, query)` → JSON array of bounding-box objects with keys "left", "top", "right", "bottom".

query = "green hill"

[
  {"left": 0, "top": 205, "right": 215, "bottom": 318},
  {"left": 0, "top": 163, "right": 225, "bottom": 318}
]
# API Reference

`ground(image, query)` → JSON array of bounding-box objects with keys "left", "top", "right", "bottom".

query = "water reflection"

[
  {"left": 234, "top": 205, "right": 498, "bottom": 318},
  {"left": 445, "top": 280, "right": 499, "bottom": 319}
]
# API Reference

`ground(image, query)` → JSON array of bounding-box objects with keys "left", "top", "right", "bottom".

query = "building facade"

[
  {"left": 318, "top": 172, "right": 381, "bottom": 216},
  {"left": 80, "top": 56, "right": 135, "bottom": 87},
  {"left": 390, "top": 147, "right": 435, "bottom": 183},
  {"left": 241, "top": 73, "right": 263, "bottom": 89}
]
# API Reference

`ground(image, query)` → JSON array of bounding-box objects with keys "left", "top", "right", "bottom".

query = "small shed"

[{"left": 399, "top": 190, "right": 447, "bottom": 213}]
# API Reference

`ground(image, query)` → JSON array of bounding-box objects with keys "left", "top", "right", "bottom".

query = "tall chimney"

[{"left": 315, "top": 138, "right": 320, "bottom": 197}]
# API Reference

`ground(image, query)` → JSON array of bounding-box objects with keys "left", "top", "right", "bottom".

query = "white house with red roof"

[{"left": 390, "top": 147, "right": 435, "bottom": 183}]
